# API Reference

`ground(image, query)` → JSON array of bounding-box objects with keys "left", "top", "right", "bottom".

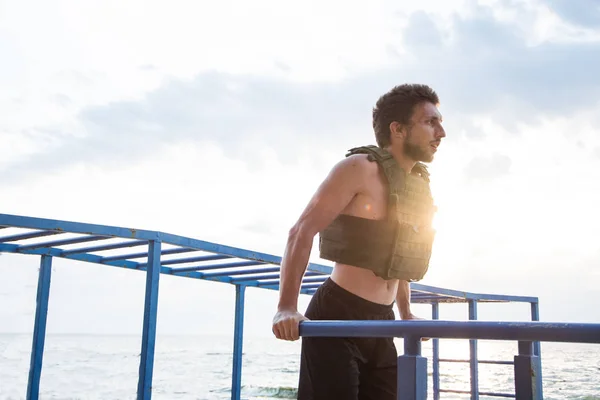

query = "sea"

[{"left": 0, "top": 333, "right": 598, "bottom": 399}]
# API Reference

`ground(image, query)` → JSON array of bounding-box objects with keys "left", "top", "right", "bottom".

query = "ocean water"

[{"left": 1, "top": 333, "right": 599, "bottom": 399}]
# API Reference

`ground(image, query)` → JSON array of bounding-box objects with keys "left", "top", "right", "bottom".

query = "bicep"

[{"left": 293, "top": 156, "right": 366, "bottom": 237}]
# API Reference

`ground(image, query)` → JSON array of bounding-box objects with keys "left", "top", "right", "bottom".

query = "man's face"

[{"left": 402, "top": 102, "right": 445, "bottom": 163}]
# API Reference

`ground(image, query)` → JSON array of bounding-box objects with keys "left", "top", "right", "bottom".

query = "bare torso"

[{"left": 329, "top": 154, "right": 399, "bottom": 305}]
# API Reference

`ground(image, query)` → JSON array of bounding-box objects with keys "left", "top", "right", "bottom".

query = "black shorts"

[{"left": 297, "top": 278, "right": 398, "bottom": 400}]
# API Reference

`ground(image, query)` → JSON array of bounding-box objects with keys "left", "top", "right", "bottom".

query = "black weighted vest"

[{"left": 318, "top": 145, "right": 437, "bottom": 281}]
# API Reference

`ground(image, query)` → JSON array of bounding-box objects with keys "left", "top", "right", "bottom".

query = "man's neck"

[{"left": 385, "top": 146, "right": 417, "bottom": 174}]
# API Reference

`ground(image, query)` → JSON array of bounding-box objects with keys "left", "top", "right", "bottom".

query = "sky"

[{"left": 1, "top": 0, "right": 600, "bottom": 344}]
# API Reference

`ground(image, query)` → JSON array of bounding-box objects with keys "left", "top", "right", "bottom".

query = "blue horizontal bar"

[
  {"left": 61, "top": 240, "right": 148, "bottom": 255},
  {"left": 305, "top": 263, "right": 332, "bottom": 275},
  {"left": 101, "top": 247, "right": 195, "bottom": 262},
  {"left": 0, "top": 214, "right": 159, "bottom": 241},
  {"left": 439, "top": 389, "right": 472, "bottom": 394},
  {"left": 254, "top": 272, "right": 326, "bottom": 287},
  {"left": 479, "top": 392, "right": 515, "bottom": 398},
  {"left": 171, "top": 261, "right": 264, "bottom": 274},
  {"left": 302, "top": 277, "right": 329, "bottom": 283},
  {"left": 412, "top": 294, "right": 449, "bottom": 298},
  {"left": 0, "top": 243, "right": 143, "bottom": 270},
  {"left": 412, "top": 297, "right": 461, "bottom": 304},
  {"left": 440, "top": 389, "right": 515, "bottom": 398},
  {"left": 170, "top": 264, "right": 241, "bottom": 274},
  {"left": 0, "top": 230, "right": 61, "bottom": 243},
  {"left": 264, "top": 281, "right": 325, "bottom": 290},
  {"left": 411, "top": 283, "right": 538, "bottom": 303},
  {"left": 301, "top": 283, "right": 322, "bottom": 289},
  {"left": 161, "top": 267, "right": 232, "bottom": 283},
  {"left": 231, "top": 273, "right": 280, "bottom": 282},
  {"left": 258, "top": 283, "right": 279, "bottom": 288},
  {"left": 238, "top": 272, "right": 324, "bottom": 283},
  {"left": 299, "top": 320, "right": 600, "bottom": 344},
  {"left": 439, "top": 358, "right": 514, "bottom": 365},
  {"left": 300, "top": 287, "right": 317, "bottom": 295},
  {"left": 161, "top": 254, "right": 232, "bottom": 266},
  {"left": 17, "top": 235, "right": 109, "bottom": 251},
  {"left": 411, "top": 295, "right": 457, "bottom": 301},
  {"left": 201, "top": 264, "right": 273, "bottom": 278},
  {"left": 305, "top": 271, "right": 326, "bottom": 277},
  {"left": 229, "top": 271, "right": 326, "bottom": 286}
]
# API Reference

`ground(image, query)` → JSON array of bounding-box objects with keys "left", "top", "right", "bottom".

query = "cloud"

[
  {"left": 3, "top": 1, "right": 600, "bottom": 183},
  {"left": 546, "top": 0, "right": 600, "bottom": 29},
  {"left": 1, "top": 72, "right": 380, "bottom": 184},
  {"left": 463, "top": 153, "right": 512, "bottom": 182},
  {"left": 51, "top": 94, "right": 72, "bottom": 108},
  {"left": 402, "top": 11, "right": 444, "bottom": 49},
  {"left": 398, "top": 4, "right": 600, "bottom": 131}
]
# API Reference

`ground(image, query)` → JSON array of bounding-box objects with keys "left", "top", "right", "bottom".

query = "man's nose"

[{"left": 436, "top": 126, "right": 446, "bottom": 138}]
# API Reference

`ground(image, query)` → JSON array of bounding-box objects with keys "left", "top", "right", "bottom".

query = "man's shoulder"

[
  {"left": 327, "top": 154, "right": 380, "bottom": 193},
  {"left": 337, "top": 152, "right": 378, "bottom": 174}
]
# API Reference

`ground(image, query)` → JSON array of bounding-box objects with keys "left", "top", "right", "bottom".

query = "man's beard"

[{"left": 403, "top": 130, "right": 433, "bottom": 163}]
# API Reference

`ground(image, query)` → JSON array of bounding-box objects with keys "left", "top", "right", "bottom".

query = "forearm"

[
  {"left": 277, "top": 226, "right": 313, "bottom": 312},
  {"left": 396, "top": 280, "right": 412, "bottom": 319}
]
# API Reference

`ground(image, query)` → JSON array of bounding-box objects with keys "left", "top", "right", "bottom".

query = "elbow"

[{"left": 287, "top": 220, "right": 315, "bottom": 247}]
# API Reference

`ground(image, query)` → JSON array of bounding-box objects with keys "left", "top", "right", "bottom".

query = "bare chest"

[{"left": 342, "top": 178, "right": 389, "bottom": 221}]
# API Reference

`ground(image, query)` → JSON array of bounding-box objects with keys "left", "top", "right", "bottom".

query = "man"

[{"left": 272, "top": 83, "right": 446, "bottom": 399}]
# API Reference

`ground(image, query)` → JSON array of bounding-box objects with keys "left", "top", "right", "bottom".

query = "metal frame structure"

[
  {"left": 300, "top": 319, "right": 600, "bottom": 400},
  {"left": 1, "top": 213, "right": 542, "bottom": 399}
]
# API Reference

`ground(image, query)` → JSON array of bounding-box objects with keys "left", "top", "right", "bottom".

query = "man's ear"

[{"left": 389, "top": 121, "right": 406, "bottom": 141}]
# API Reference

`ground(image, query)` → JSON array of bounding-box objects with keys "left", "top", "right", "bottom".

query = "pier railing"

[
  {"left": 299, "top": 320, "right": 600, "bottom": 400},
  {"left": 1, "top": 213, "right": 595, "bottom": 400}
]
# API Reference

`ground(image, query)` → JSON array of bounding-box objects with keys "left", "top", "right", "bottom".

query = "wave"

[
  {"left": 210, "top": 385, "right": 298, "bottom": 399},
  {"left": 243, "top": 385, "right": 298, "bottom": 399}
]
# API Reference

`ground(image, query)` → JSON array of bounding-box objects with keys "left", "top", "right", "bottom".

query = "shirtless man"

[{"left": 272, "top": 84, "right": 445, "bottom": 399}]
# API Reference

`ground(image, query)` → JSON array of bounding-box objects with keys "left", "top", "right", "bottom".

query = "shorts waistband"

[{"left": 320, "top": 277, "right": 394, "bottom": 316}]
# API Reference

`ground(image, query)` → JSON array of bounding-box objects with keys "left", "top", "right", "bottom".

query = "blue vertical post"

[
  {"left": 431, "top": 302, "right": 440, "bottom": 400},
  {"left": 26, "top": 255, "right": 53, "bottom": 400},
  {"left": 468, "top": 300, "right": 479, "bottom": 400},
  {"left": 397, "top": 336, "right": 428, "bottom": 400},
  {"left": 231, "top": 284, "right": 246, "bottom": 400},
  {"left": 137, "top": 240, "right": 162, "bottom": 400},
  {"left": 530, "top": 302, "right": 543, "bottom": 398},
  {"left": 513, "top": 341, "right": 542, "bottom": 400}
]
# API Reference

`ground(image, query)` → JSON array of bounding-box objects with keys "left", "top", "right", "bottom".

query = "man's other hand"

[
  {"left": 402, "top": 313, "right": 430, "bottom": 341},
  {"left": 272, "top": 309, "right": 309, "bottom": 341},
  {"left": 402, "top": 313, "right": 424, "bottom": 321}
]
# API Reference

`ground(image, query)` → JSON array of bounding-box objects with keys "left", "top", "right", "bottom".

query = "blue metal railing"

[
  {"left": 429, "top": 299, "right": 543, "bottom": 399},
  {"left": 2, "top": 213, "right": 594, "bottom": 400},
  {"left": 299, "top": 320, "right": 600, "bottom": 400}
]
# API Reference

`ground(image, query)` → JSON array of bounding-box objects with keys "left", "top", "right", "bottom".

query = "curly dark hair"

[{"left": 372, "top": 84, "right": 439, "bottom": 147}]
